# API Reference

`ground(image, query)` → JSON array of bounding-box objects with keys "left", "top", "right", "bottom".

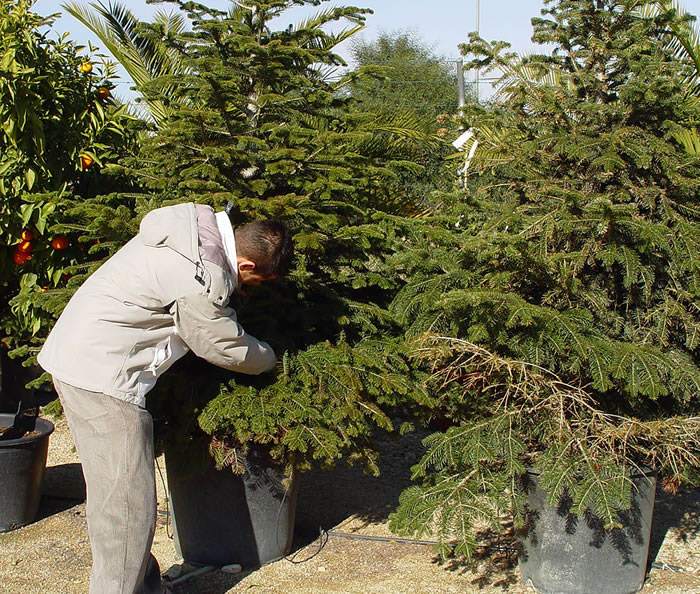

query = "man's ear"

[{"left": 238, "top": 259, "right": 256, "bottom": 272}]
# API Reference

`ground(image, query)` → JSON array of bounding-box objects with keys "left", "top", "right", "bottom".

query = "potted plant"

[
  {"left": 0, "top": 389, "right": 55, "bottom": 532},
  {"left": 388, "top": 2, "right": 700, "bottom": 592},
  {"left": 152, "top": 335, "right": 425, "bottom": 567},
  {"left": 21, "top": 0, "right": 439, "bottom": 568}
]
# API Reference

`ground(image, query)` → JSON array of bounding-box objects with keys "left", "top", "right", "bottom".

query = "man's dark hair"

[{"left": 233, "top": 220, "right": 294, "bottom": 277}]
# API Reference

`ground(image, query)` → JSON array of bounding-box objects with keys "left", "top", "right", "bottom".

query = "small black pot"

[
  {"left": 519, "top": 468, "right": 656, "bottom": 594},
  {"left": 0, "top": 414, "right": 54, "bottom": 532},
  {"left": 164, "top": 442, "right": 299, "bottom": 568}
]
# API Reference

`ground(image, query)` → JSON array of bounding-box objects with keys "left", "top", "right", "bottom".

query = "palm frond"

[
  {"left": 671, "top": 126, "right": 700, "bottom": 154},
  {"left": 495, "top": 55, "right": 573, "bottom": 102},
  {"left": 152, "top": 9, "right": 187, "bottom": 35},
  {"left": 62, "top": 0, "right": 188, "bottom": 124},
  {"left": 635, "top": 0, "right": 700, "bottom": 95}
]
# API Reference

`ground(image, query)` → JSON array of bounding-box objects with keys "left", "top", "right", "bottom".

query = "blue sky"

[{"left": 33, "top": 0, "right": 700, "bottom": 103}]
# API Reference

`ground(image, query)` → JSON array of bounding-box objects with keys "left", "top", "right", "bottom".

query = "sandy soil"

[{"left": 0, "top": 417, "right": 698, "bottom": 594}]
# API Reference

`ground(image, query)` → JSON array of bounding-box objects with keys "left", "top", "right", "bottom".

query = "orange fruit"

[
  {"left": 18, "top": 240, "right": 33, "bottom": 253},
  {"left": 80, "top": 154, "right": 94, "bottom": 171},
  {"left": 97, "top": 87, "right": 111, "bottom": 100},
  {"left": 13, "top": 250, "right": 31, "bottom": 266},
  {"left": 20, "top": 228, "right": 33, "bottom": 241},
  {"left": 51, "top": 235, "right": 69, "bottom": 251},
  {"left": 80, "top": 61, "right": 93, "bottom": 74}
]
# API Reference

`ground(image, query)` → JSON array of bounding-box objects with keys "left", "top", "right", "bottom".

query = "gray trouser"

[{"left": 53, "top": 378, "right": 161, "bottom": 594}]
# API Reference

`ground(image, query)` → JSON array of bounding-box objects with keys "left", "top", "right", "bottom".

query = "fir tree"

[
  {"left": 389, "top": 0, "right": 700, "bottom": 560},
  {"left": 28, "top": 0, "right": 437, "bottom": 473}
]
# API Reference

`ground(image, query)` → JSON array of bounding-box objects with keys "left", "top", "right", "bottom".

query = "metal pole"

[
  {"left": 456, "top": 58, "right": 465, "bottom": 111},
  {"left": 475, "top": 0, "right": 481, "bottom": 102}
]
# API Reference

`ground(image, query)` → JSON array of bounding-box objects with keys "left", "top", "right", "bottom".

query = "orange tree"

[{"left": 0, "top": 1, "right": 133, "bottom": 358}]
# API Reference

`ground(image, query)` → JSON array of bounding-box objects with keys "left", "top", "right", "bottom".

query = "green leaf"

[
  {"left": 25, "top": 167, "right": 36, "bottom": 190},
  {"left": 20, "top": 203, "right": 34, "bottom": 227}
]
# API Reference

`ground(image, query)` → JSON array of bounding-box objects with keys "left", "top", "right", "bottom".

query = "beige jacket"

[{"left": 38, "top": 203, "right": 276, "bottom": 407}]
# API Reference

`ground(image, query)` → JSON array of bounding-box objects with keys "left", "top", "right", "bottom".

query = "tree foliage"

[
  {"left": 348, "top": 32, "right": 461, "bottom": 210},
  {"left": 0, "top": 0, "right": 133, "bottom": 352},
  {"left": 24, "top": 0, "right": 437, "bottom": 473},
  {"left": 63, "top": 0, "right": 190, "bottom": 124},
  {"left": 349, "top": 32, "right": 459, "bottom": 125},
  {"left": 389, "top": 0, "right": 700, "bottom": 560}
]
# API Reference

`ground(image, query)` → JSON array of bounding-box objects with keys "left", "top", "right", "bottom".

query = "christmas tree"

[
  {"left": 27, "top": 0, "right": 438, "bottom": 473},
  {"left": 389, "top": 0, "right": 700, "bottom": 560}
]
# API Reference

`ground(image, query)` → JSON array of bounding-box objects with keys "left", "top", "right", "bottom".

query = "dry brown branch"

[{"left": 410, "top": 333, "right": 700, "bottom": 485}]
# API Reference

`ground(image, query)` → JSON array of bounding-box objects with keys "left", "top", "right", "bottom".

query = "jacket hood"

[
  {"left": 139, "top": 202, "right": 235, "bottom": 307},
  {"left": 139, "top": 202, "right": 199, "bottom": 263}
]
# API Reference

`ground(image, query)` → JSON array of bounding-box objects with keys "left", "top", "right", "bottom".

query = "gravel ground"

[{"left": 1, "top": 417, "right": 698, "bottom": 594}]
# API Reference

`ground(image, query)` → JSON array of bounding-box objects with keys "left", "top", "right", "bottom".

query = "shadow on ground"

[
  {"left": 648, "top": 487, "right": 700, "bottom": 568},
  {"left": 36, "top": 462, "right": 85, "bottom": 522},
  {"left": 290, "top": 431, "right": 699, "bottom": 590},
  {"left": 170, "top": 568, "right": 248, "bottom": 594},
  {"left": 293, "top": 429, "right": 428, "bottom": 545}
]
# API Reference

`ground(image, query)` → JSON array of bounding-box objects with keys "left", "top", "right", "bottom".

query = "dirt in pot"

[{"left": 0, "top": 426, "right": 38, "bottom": 441}]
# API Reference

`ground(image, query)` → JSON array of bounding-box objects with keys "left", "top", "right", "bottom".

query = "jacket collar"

[{"left": 215, "top": 212, "right": 239, "bottom": 288}]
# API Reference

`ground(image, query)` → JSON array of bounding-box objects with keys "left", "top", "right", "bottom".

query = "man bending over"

[{"left": 38, "top": 202, "right": 293, "bottom": 594}]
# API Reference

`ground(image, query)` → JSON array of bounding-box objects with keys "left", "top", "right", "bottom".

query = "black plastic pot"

[
  {"left": 519, "top": 468, "right": 656, "bottom": 594},
  {"left": 0, "top": 414, "right": 54, "bottom": 532},
  {"left": 164, "top": 443, "right": 299, "bottom": 568}
]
